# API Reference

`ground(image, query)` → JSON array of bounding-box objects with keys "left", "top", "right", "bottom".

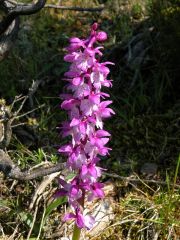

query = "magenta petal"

[
  {"left": 99, "top": 147, "right": 109, "bottom": 156},
  {"left": 64, "top": 71, "right": 79, "bottom": 78},
  {"left": 58, "top": 178, "right": 67, "bottom": 187},
  {"left": 95, "top": 138, "right": 104, "bottom": 148},
  {"left": 100, "top": 100, "right": 113, "bottom": 108},
  {"left": 63, "top": 213, "right": 75, "bottom": 222},
  {"left": 70, "top": 118, "right": 80, "bottom": 127},
  {"left": 91, "top": 22, "right": 98, "bottom": 31},
  {"left": 79, "top": 122, "right": 86, "bottom": 134},
  {"left": 103, "top": 61, "right": 115, "bottom": 65},
  {"left": 95, "top": 182, "right": 104, "bottom": 188},
  {"left": 95, "top": 188, "right": 104, "bottom": 198},
  {"left": 72, "top": 77, "right": 82, "bottom": 86},
  {"left": 70, "top": 37, "right": 81, "bottom": 43},
  {"left": 54, "top": 189, "right": 67, "bottom": 198},
  {"left": 101, "top": 137, "right": 110, "bottom": 145},
  {"left": 87, "top": 116, "right": 96, "bottom": 123},
  {"left": 96, "top": 130, "right": 111, "bottom": 137},
  {"left": 81, "top": 165, "right": 88, "bottom": 176},
  {"left": 89, "top": 94, "right": 100, "bottom": 104},
  {"left": 89, "top": 136, "right": 96, "bottom": 145},
  {"left": 69, "top": 37, "right": 84, "bottom": 47},
  {"left": 58, "top": 144, "right": 72, "bottom": 153},
  {"left": 70, "top": 186, "right": 78, "bottom": 197},
  {"left": 101, "top": 108, "right": 115, "bottom": 118},
  {"left": 64, "top": 54, "right": 75, "bottom": 62},
  {"left": 100, "top": 92, "right": 110, "bottom": 98},
  {"left": 88, "top": 165, "right": 97, "bottom": 177},
  {"left": 61, "top": 99, "right": 76, "bottom": 110},
  {"left": 103, "top": 80, "right": 113, "bottom": 87},
  {"left": 76, "top": 213, "right": 85, "bottom": 229},
  {"left": 96, "top": 31, "right": 107, "bottom": 41}
]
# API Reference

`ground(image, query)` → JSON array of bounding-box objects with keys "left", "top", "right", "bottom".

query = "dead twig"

[
  {"left": 5, "top": 1, "right": 104, "bottom": 12},
  {"left": 13, "top": 103, "right": 45, "bottom": 121},
  {"left": 0, "top": 0, "right": 46, "bottom": 35},
  {"left": 26, "top": 194, "right": 41, "bottom": 240},
  {"left": 0, "top": 0, "right": 46, "bottom": 61},
  {"left": 29, "top": 171, "right": 60, "bottom": 210},
  {"left": 12, "top": 79, "right": 44, "bottom": 118},
  {"left": 8, "top": 223, "right": 20, "bottom": 240},
  {"left": 0, "top": 78, "right": 59, "bottom": 180},
  {"left": 104, "top": 172, "right": 180, "bottom": 189},
  {"left": 44, "top": 5, "right": 104, "bottom": 12},
  {"left": 0, "top": 149, "right": 65, "bottom": 180}
]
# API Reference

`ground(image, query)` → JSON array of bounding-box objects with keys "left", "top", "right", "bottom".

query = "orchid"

[
  {"left": 63, "top": 208, "right": 95, "bottom": 230},
  {"left": 58, "top": 23, "right": 114, "bottom": 240}
]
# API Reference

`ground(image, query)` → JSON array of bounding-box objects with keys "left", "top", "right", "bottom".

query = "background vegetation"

[{"left": 0, "top": 0, "right": 179, "bottom": 239}]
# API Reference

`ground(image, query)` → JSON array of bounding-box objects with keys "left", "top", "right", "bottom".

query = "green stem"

[
  {"left": 72, "top": 190, "right": 85, "bottom": 240},
  {"left": 72, "top": 224, "right": 81, "bottom": 240}
]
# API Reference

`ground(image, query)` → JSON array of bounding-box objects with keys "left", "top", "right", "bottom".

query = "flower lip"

[{"left": 63, "top": 208, "right": 95, "bottom": 230}]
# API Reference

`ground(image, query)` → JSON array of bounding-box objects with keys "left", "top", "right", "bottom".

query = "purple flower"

[
  {"left": 63, "top": 208, "right": 95, "bottom": 230},
  {"left": 66, "top": 37, "right": 86, "bottom": 52},
  {"left": 80, "top": 158, "right": 102, "bottom": 182},
  {"left": 58, "top": 23, "right": 114, "bottom": 231},
  {"left": 96, "top": 31, "right": 107, "bottom": 41},
  {"left": 87, "top": 182, "right": 105, "bottom": 201},
  {"left": 90, "top": 130, "right": 110, "bottom": 148},
  {"left": 54, "top": 178, "right": 82, "bottom": 204}
]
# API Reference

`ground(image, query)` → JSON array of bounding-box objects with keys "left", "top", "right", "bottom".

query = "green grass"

[{"left": 0, "top": 0, "right": 179, "bottom": 239}]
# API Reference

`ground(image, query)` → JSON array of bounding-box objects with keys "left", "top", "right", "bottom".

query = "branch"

[
  {"left": 0, "top": 18, "right": 19, "bottom": 61},
  {"left": 44, "top": 5, "right": 104, "bottom": 12},
  {"left": 0, "top": 149, "right": 65, "bottom": 180},
  {"left": 0, "top": 0, "right": 46, "bottom": 35},
  {"left": 104, "top": 172, "right": 180, "bottom": 189},
  {"left": 0, "top": 0, "right": 104, "bottom": 60},
  {"left": 5, "top": 1, "right": 104, "bottom": 12},
  {"left": 0, "top": 0, "right": 46, "bottom": 60}
]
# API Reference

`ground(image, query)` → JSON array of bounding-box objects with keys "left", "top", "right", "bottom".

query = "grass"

[
  {"left": 93, "top": 156, "right": 180, "bottom": 239},
  {"left": 0, "top": 0, "right": 179, "bottom": 239}
]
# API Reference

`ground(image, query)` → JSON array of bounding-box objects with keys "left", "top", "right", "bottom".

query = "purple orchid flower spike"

[{"left": 58, "top": 23, "right": 114, "bottom": 239}]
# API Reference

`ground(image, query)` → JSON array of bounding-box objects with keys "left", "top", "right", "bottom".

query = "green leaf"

[
  {"left": 19, "top": 211, "right": 40, "bottom": 234},
  {"left": 0, "top": 199, "right": 9, "bottom": 207},
  {"left": 65, "top": 172, "right": 76, "bottom": 181},
  {"left": 44, "top": 197, "right": 67, "bottom": 222},
  {"left": 19, "top": 211, "right": 34, "bottom": 228},
  {"left": 0, "top": 199, "right": 10, "bottom": 212}
]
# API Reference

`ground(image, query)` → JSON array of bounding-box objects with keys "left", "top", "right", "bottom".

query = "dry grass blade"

[{"left": 29, "top": 171, "right": 61, "bottom": 210}]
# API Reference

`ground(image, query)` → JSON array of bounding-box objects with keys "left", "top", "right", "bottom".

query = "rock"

[{"left": 140, "top": 162, "right": 158, "bottom": 178}]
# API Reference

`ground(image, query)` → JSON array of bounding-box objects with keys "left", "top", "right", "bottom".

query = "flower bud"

[
  {"left": 91, "top": 22, "right": 98, "bottom": 31},
  {"left": 96, "top": 31, "right": 107, "bottom": 41}
]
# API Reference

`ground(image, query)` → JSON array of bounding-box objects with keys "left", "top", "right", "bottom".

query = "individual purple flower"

[
  {"left": 66, "top": 37, "right": 86, "bottom": 52},
  {"left": 63, "top": 208, "right": 95, "bottom": 230},
  {"left": 58, "top": 23, "right": 114, "bottom": 234},
  {"left": 54, "top": 178, "right": 82, "bottom": 207},
  {"left": 87, "top": 182, "right": 105, "bottom": 201},
  {"left": 80, "top": 157, "right": 102, "bottom": 182}
]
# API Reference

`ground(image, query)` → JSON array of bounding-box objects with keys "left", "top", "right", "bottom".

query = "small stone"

[{"left": 140, "top": 163, "right": 158, "bottom": 176}]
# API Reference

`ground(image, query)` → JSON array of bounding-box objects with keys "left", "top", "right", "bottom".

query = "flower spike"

[{"left": 58, "top": 23, "right": 114, "bottom": 237}]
